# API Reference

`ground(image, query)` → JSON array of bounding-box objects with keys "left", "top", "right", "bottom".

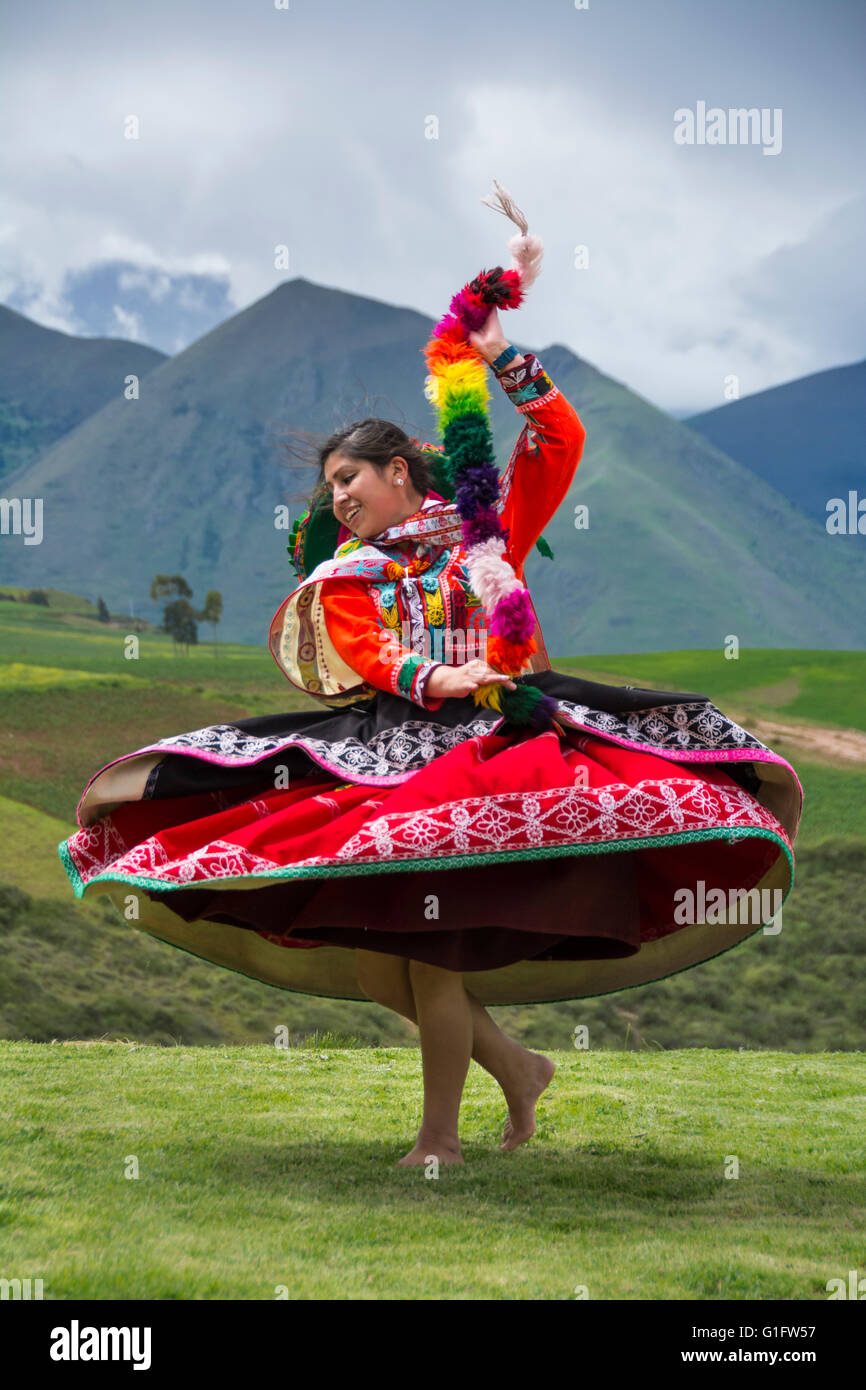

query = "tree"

[
  {"left": 151, "top": 575, "right": 196, "bottom": 655},
  {"left": 200, "top": 590, "right": 223, "bottom": 656},
  {"left": 162, "top": 598, "right": 199, "bottom": 654},
  {"left": 150, "top": 574, "right": 193, "bottom": 604},
  {"left": 96, "top": 596, "right": 110, "bottom": 623},
  {"left": 149, "top": 575, "right": 223, "bottom": 656},
  {"left": 25, "top": 589, "right": 49, "bottom": 606}
]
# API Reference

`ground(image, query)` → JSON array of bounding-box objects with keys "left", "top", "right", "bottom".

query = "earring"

[{"left": 396, "top": 477, "right": 405, "bottom": 486}]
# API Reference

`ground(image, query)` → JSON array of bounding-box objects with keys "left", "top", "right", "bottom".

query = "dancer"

[{"left": 59, "top": 185, "right": 802, "bottom": 1167}]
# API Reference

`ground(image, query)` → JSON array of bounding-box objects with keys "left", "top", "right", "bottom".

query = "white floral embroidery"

[
  {"left": 135, "top": 716, "right": 497, "bottom": 782},
  {"left": 67, "top": 773, "right": 788, "bottom": 892},
  {"left": 556, "top": 699, "right": 767, "bottom": 752},
  {"left": 324, "top": 779, "right": 784, "bottom": 866}
]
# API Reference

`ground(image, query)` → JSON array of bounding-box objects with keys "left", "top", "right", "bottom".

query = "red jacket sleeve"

[{"left": 494, "top": 351, "right": 586, "bottom": 582}]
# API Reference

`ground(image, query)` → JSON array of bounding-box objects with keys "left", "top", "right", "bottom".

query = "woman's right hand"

[{"left": 425, "top": 660, "right": 518, "bottom": 701}]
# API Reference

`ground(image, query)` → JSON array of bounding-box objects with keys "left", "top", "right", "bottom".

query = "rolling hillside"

[{"left": 2, "top": 282, "right": 865, "bottom": 654}]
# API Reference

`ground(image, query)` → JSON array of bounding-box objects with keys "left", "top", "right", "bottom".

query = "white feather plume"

[{"left": 480, "top": 178, "right": 544, "bottom": 288}]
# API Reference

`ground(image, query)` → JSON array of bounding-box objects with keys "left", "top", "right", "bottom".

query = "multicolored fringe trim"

[{"left": 422, "top": 180, "right": 560, "bottom": 731}]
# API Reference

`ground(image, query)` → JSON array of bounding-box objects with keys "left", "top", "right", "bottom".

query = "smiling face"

[{"left": 323, "top": 452, "right": 424, "bottom": 539}]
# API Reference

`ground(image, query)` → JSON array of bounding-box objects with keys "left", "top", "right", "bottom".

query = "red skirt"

[{"left": 58, "top": 670, "right": 802, "bottom": 1006}]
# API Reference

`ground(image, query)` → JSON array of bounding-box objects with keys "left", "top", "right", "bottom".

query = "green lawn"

[
  {"left": 560, "top": 649, "right": 866, "bottom": 733},
  {"left": 1, "top": 1041, "right": 862, "bottom": 1299},
  {"left": 2, "top": 605, "right": 864, "bottom": 1297},
  {"left": 1, "top": 604, "right": 864, "bottom": 845},
  {"left": 3, "top": 599, "right": 866, "bottom": 728},
  {"left": 1, "top": 598, "right": 865, "bottom": 1052}
]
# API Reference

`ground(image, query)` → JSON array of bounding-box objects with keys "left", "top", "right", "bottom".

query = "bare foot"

[
  {"left": 501, "top": 1052, "right": 556, "bottom": 1152},
  {"left": 396, "top": 1138, "right": 464, "bottom": 1167}
]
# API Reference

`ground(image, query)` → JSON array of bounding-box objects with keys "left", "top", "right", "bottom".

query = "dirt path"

[
  {"left": 743, "top": 717, "right": 866, "bottom": 766},
  {"left": 569, "top": 668, "right": 866, "bottom": 768}
]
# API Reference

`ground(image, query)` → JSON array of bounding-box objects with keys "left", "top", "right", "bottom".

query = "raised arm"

[{"left": 486, "top": 347, "right": 587, "bottom": 583}]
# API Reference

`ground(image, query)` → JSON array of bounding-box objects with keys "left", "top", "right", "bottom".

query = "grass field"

[
  {"left": 2, "top": 597, "right": 865, "bottom": 842},
  {"left": 2, "top": 594, "right": 866, "bottom": 726},
  {"left": 1, "top": 593, "right": 865, "bottom": 1051},
  {"left": 564, "top": 648, "right": 866, "bottom": 734},
  {"left": 1, "top": 1040, "right": 863, "bottom": 1299},
  {"left": 1, "top": 592, "right": 863, "bottom": 1301}
]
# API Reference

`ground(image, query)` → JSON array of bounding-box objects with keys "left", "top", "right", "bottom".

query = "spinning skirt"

[{"left": 58, "top": 670, "right": 802, "bottom": 1007}]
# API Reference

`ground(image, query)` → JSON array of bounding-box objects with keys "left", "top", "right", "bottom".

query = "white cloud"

[
  {"left": 111, "top": 303, "right": 142, "bottom": 340},
  {"left": 0, "top": 0, "right": 861, "bottom": 411}
]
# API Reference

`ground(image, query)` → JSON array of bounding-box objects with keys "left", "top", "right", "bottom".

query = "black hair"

[{"left": 279, "top": 417, "right": 433, "bottom": 516}]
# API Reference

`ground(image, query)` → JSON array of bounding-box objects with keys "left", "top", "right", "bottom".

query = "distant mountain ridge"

[
  {"left": 0, "top": 305, "right": 166, "bottom": 481},
  {"left": 685, "top": 358, "right": 866, "bottom": 529},
  {"left": 1, "top": 280, "right": 865, "bottom": 655}
]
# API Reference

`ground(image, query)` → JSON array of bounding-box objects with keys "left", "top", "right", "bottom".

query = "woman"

[{"left": 59, "top": 273, "right": 802, "bottom": 1172}]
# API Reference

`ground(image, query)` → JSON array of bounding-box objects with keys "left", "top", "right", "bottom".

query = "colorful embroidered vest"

[{"left": 269, "top": 454, "right": 552, "bottom": 707}]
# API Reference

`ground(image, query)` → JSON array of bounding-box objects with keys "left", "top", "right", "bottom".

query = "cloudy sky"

[{"left": 2, "top": 0, "right": 863, "bottom": 413}]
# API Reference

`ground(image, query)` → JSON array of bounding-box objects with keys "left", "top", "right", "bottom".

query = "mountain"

[
  {"left": 684, "top": 357, "right": 866, "bottom": 529},
  {"left": 0, "top": 305, "right": 166, "bottom": 480},
  {"left": 2, "top": 278, "right": 865, "bottom": 655},
  {"left": 524, "top": 346, "right": 866, "bottom": 656}
]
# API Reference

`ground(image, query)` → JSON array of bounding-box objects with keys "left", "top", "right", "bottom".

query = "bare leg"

[
  {"left": 395, "top": 958, "right": 471, "bottom": 1166},
  {"left": 466, "top": 987, "right": 556, "bottom": 1152},
  {"left": 357, "top": 949, "right": 555, "bottom": 1159}
]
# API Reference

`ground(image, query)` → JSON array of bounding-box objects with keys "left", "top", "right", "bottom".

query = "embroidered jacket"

[{"left": 268, "top": 352, "right": 586, "bottom": 710}]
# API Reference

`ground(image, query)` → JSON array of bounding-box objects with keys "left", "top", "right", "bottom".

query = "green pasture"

[
  {"left": 1, "top": 593, "right": 863, "bottom": 1299},
  {"left": 1, "top": 593, "right": 865, "bottom": 727},
  {"left": 1, "top": 1040, "right": 862, "bottom": 1299},
  {"left": 0, "top": 586, "right": 107, "bottom": 615},
  {"left": 0, "top": 591, "right": 864, "bottom": 1052},
  {"left": 2, "top": 596, "right": 864, "bottom": 846},
  {"left": 565, "top": 647, "right": 866, "bottom": 734}
]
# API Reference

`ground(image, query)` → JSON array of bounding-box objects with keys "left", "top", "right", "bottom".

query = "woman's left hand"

[{"left": 468, "top": 306, "right": 509, "bottom": 362}]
